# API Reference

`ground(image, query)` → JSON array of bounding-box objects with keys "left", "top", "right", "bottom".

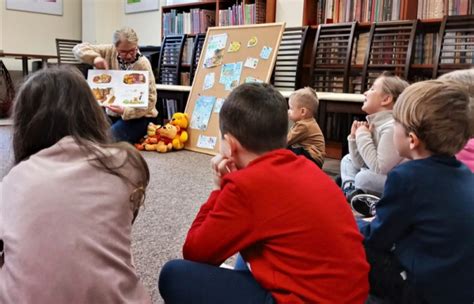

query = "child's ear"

[
  {"left": 300, "top": 107, "right": 308, "bottom": 116},
  {"left": 408, "top": 131, "right": 420, "bottom": 150},
  {"left": 224, "top": 133, "right": 243, "bottom": 158},
  {"left": 381, "top": 95, "right": 394, "bottom": 107}
]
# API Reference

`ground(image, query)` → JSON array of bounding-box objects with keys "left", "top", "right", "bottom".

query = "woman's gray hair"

[{"left": 113, "top": 27, "right": 139, "bottom": 47}]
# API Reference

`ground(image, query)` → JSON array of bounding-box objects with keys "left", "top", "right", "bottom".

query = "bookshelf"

[
  {"left": 161, "top": 0, "right": 276, "bottom": 85},
  {"left": 161, "top": 0, "right": 276, "bottom": 36}
]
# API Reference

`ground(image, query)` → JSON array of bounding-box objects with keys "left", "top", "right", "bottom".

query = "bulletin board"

[{"left": 184, "top": 23, "right": 285, "bottom": 155}]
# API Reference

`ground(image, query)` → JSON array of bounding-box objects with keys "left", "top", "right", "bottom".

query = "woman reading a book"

[{"left": 73, "top": 27, "right": 157, "bottom": 143}]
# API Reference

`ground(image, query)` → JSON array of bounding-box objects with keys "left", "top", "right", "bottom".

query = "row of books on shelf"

[
  {"left": 417, "top": 0, "right": 474, "bottom": 19},
  {"left": 218, "top": 2, "right": 265, "bottom": 26},
  {"left": 319, "top": 0, "right": 403, "bottom": 23},
  {"left": 163, "top": 9, "right": 215, "bottom": 36},
  {"left": 318, "top": 0, "right": 472, "bottom": 24}
]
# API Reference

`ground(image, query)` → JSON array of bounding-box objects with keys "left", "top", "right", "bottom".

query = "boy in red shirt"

[{"left": 159, "top": 83, "right": 369, "bottom": 303}]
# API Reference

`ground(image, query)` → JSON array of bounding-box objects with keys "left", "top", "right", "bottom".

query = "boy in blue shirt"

[{"left": 358, "top": 80, "right": 474, "bottom": 304}]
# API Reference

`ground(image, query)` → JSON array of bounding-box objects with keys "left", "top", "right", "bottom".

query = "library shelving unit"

[
  {"left": 298, "top": 0, "right": 473, "bottom": 157},
  {"left": 301, "top": 0, "right": 473, "bottom": 84},
  {"left": 161, "top": 0, "right": 276, "bottom": 85}
]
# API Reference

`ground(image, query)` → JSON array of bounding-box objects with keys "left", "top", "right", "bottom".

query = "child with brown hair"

[
  {"left": 358, "top": 80, "right": 474, "bottom": 303},
  {"left": 341, "top": 72, "right": 409, "bottom": 197},
  {"left": 439, "top": 68, "right": 474, "bottom": 172},
  {"left": 0, "top": 67, "right": 151, "bottom": 303},
  {"left": 159, "top": 83, "right": 369, "bottom": 304},
  {"left": 287, "top": 87, "right": 326, "bottom": 167}
]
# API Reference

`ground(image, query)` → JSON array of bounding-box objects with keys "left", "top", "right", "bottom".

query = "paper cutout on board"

[
  {"left": 228, "top": 41, "right": 241, "bottom": 53},
  {"left": 190, "top": 96, "right": 216, "bottom": 131},
  {"left": 247, "top": 36, "right": 258, "bottom": 47},
  {"left": 244, "top": 57, "right": 259, "bottom": 69},
  {"left": 203, "top": 33, "right": 228, "bottom": 68},
  {"left": 260, "top": 46, "right": 273, "bottom": 60},
  {"left": 244, "top": 76, "right": 264, "bottom": 84},
  {"left": 220, "top": 62, "right": 243, "bottom": 91},
  {"left": 213, "top": 98, "right": 225, "bottom": 113},
  {"left": 203, "top": 72, "right": 215, "bottom": 90},
  {"left": 197, "top": 135, "right": 217, "bottom": 150},
  {"left": 87, "top": 70, "right": 149, "bottom": 108}
]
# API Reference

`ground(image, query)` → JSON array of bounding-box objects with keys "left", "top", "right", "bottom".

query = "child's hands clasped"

[
  {"left": 211, "top": 154, "right": 237, "bottom": 190},
  {"left": 350, "top": 120, "right": 371, "bottom": 139}
]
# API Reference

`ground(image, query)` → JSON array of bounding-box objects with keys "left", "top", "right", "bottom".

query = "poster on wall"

[
  {"left": 6, "top": 0, "right": 63, "bottom": 16},
  {"left": 125, "top": 0, "right": 160, "bottom": 14}
]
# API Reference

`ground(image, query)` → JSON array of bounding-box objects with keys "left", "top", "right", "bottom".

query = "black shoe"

[{"left": 351, "top": 194, "right": 380, "bottom": 217}]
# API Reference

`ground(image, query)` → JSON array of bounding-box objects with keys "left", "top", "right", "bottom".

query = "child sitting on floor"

[
  {"left": 439, "top": 68, "right": 474, "bottom": 172},
  {"left": 287, "top": 87, "right": 326, "bottom": 167},
  {"left": 358, "top": 80, "right": 474, "bottom": 304},
  {"left": 158, "top": 83, "right": 369, "bottom": 304},
  {"left": 341, "top": 72, "right": 409, "bottom": 197}
]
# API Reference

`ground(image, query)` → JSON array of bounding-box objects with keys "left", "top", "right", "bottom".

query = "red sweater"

[{"left": 183, "top": 150, "right": 369, "bottom": 303}]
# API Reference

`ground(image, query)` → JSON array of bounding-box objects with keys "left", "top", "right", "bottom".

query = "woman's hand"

[
  {"left": 93, "top": 56, "right": 109, "bottom": 70},
  {"left": 106, "top": 105, "right": 125, "bottom": 115},
  {"left": 210, "top": 154, "right": 237, "bottom": 190}
]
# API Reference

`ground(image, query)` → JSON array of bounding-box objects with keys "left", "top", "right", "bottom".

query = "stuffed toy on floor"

[{"left": 135, "top": 112, "right": 189, "bottom": 153}]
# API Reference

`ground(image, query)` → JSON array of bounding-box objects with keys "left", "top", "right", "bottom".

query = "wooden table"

[{"left": 0, "top": 52, "right": 58, "bottom": 76}]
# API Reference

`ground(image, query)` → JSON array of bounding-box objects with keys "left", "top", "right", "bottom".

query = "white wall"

[
  {"left": 0, "top": 0, "right": 3, "bottom": 51},
  {"left": 118, "top": 0, "right": 164, "bottom": 46},
  {"left": 1, "top": 0, "right": 82, "bottom": 71},
  {"left": 276, "top": 0, "right": 304, "bottom": 27}
]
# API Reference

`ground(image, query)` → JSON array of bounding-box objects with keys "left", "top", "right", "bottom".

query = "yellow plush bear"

[
  {"left": 134, "top": 112, "right": 189, "bottom": 152},
  {"left": 170, "top": 112, "right": 189, "bottom": 150}
]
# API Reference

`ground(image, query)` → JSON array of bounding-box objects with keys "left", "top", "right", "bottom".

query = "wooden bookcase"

[
  {"left": 161, "top": 0, "right": 276, "bottom": 84},
  {"left": 161, "top": 0, "right": 276, "bottom": 37}
]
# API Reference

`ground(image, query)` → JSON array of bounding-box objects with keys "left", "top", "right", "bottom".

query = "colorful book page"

[
  {"left": 87, "top": 70, "right": 149, "bottom": 108},
  {"left": 260, "top": 46, "right": 273, "bottom": 60},
  {"left": 219, "top": 62, "right": 243, "bottom": 91},
  {"left": 203, "top": 33, "right": 228, "bottom": 68}
]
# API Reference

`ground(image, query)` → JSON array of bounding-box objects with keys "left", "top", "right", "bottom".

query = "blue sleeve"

[{"left": 359, "top": 169, "right": 414, "bottom": 251}]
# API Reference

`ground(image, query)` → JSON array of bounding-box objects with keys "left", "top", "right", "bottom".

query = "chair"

[
  {"left": 0, "top": 60, "right": 15, "bottom": 118},
  {"left": 56, "top": 38, "right": 82, "bottom": 64},
  {"left": 359, "top": 20, "right": 418, "bottom": 92},
  {"left": 433, "top": 15, "right": 474, "bottom": 78},
  {"left": 272, "top": 26, "right": 309, "bottom": 91},
  {"left": 156, "top": 35, "right": 186, "bottom": 123},
  {"left": 310, "top": 22, "right": 357, "bottom": 93},
  {"left": 189, "top": 33, "right": 206, "bottom": 85},
  {"left": 139, "top": 45, "right": 161, "bottom": 79}
]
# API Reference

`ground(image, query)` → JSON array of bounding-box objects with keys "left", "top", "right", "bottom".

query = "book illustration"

[
  {"left": 203, "top": 72, "right": 215, "bottom": 90},
  {"left": 123, "top": 73, "right": 146, "bottom": 84},
  {"left": 260, "top": 46, "right": 272, "bottom": 60},
  {"left": 244, "top": 57, "right": 259, "bottom": 69},
  {"left": 203, "top": 33, "right": 228, "bottom": 68},
  {"left": 92, "top": 87, "right": 115, "bottom": 106},
  {"left": 228, "top": 41, "right": 241, "bottom": 53},
  {"left": 197, "top": 135, "right": 217, "bottom": 150},
  {"left": 220, "top": 62, "right": 243, "bottom": 91},
  {"left": 247, "top": 36, "right": 258, "bottom": 47},
  {"left": 244, "top": 76, "right": 263, "bottom": 84},
  {"left": 87, "top": 70, "right": 149, "bottom": 108},
  {"left": 92, "top": 74, "right": 112, "bottom": 84},
  {"left": 213, "top": 98, "right": 225, "bottom": 113},
  {"left": 190, "top": 96, "right": 216, "bottom": 131},
  {"left": 121, "top": 89, "right": 146, "bottom": 106}
]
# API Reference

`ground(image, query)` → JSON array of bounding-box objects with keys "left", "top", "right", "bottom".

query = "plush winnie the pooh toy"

[
  {"left": 170, "top": 112, "right": 189, "bottom": 150},
  {"left": 134, "top": 112, "right": 189, "bottom": 152}
]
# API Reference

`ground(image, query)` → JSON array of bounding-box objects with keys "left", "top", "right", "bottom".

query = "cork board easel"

[{"left": 184, "top": 23, "right": 285, "bottom": 155}]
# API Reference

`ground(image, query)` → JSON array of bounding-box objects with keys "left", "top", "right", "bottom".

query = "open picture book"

[{"left": 87, "top": 70, "right": 149, "bottom": 108}]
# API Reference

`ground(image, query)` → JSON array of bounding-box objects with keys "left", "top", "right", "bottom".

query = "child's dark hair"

[
  {"left": 220, "top": 83, "right": 288, "bottom": 153},
  {"left": 12, "top": 66, "right": 149, "bottom": 211}
]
